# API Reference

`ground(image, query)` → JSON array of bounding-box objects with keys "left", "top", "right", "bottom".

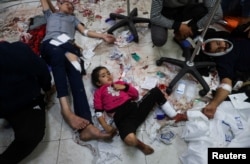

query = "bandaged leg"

[
  {"left": 161, "top": 101, "right": 177, "bottom": 118},
  {"left": 65, "top": 52, "right": 82, "bottom": 73}
]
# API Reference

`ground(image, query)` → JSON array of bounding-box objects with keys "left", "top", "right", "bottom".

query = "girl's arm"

[
  {"left": 113, "top": 82, "right": 139, "bottom": 100},
  {"left": 96, "top": 112, "right": 116, "bottom": 133}
]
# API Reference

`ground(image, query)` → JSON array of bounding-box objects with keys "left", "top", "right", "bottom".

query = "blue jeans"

[{"left": 40, "top": 40, "right": 92, "bottom": 123}]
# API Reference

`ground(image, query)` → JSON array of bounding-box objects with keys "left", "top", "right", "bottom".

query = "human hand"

[
  {"left": 112, "top": 83, "right": 126, "bottom": 90},
  {"left": 174, "top": 113, "right": 188, "bottom": 123},
  {"left": 102, "top": 33, "right": 116, "bottom": 43},
  {"left": 202, "top": 103, "right": 217, "bottom": 119}
]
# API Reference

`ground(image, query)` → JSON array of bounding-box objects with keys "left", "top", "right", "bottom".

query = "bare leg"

[
  {"left": 65, "top": 52, "right": 79, "bottom": 62},
  {"left": 124, "top": 133, "right": 154, "bottom": 155},
  {"left": 59, "top": 96, "right": 89, "bottom": 130},
  {"left": 79, "top": 124, "right": 115, "bottom": 141}
]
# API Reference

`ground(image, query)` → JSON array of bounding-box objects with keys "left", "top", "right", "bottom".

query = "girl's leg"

[
  {"left": 124, "top": 133, "right": 154, "bottom": 155},
  {"left": 135, "top": 87, "right": 167, "bottom": 126}
]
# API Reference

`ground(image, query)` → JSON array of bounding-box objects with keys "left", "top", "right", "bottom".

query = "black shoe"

[{"left": 80, "top": 58, "right": 86, "bottom": 75}]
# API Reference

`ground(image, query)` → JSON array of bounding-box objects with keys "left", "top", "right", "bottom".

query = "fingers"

[{"left": 202, "top": 108, "right": 214, "bottom": 119}]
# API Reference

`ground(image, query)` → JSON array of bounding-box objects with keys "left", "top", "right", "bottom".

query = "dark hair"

[
  {"left": 91, "top": 66, "right": 107, "bottom": 88},
  {"left": 204, "top": 42, "right": 212, "bottom": 52}
]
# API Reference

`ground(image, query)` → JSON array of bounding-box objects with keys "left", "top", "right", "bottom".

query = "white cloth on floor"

[{"left": 180, "top": 101, "right": 250, "bottom": 164}]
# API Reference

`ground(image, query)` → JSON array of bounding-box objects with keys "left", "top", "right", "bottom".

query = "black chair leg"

[
  {"left": 107, "top": 8, "right": 150, "bottom": 43},
  {"left": 156, "top": 49, "right": 216, "bottom": 97}
]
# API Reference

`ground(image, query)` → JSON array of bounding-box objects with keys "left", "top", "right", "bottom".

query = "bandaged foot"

[{"left": 161, "top": 101, "right": 177, "bottom": 118}]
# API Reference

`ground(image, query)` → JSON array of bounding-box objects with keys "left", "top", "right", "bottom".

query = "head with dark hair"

[
  {"left": 57, "top": 0, "right": 74, "bottom": 14},
  {"left": 204, "top": 41, "right": 212, "bottom": 53},
  {"left": 91, "top": 66, "right": 109, "bottom": 88},
  {"left": 202, "top": 38, "right": 233, "bottom": 57}
]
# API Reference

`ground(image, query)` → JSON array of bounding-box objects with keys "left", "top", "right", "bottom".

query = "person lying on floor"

[
  {"left": 39, "top": 0, "right": 116, "bottom": 141},
  {"left": 199, "top": 25, "right": 250, "bottom": 119},
  {"left": 91, "top": 66, "right": 187, "bottom": 155},
  {"left": 0, "top": 41, "right": 53, "bottom": 163}
]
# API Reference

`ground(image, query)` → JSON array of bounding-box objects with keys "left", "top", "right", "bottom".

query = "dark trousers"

[
  {"left": 151, "top": 4, "right": 207, "bottom": 47},
  {"left": 114, "top": 87, "right": 166, "bottom": 140},
  {"left": 40, "top": 40, "right": 92, "bottom": 123},
  {"left": 0, "top": 106, "right": 45, "bottom": 164}
]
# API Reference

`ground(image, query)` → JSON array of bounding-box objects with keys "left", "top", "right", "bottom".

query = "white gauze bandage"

[
  {"left": 83, "top": 29, "right": 88, "bottom": 36},
  {"left": 71, "top": 61, "right": 82, "bottom": 72},
  {"left": 217, "top": 83, "right": 232, "bottom": 93},
  {"left": 95, "top": 112, "right": 103, "bottom": 118}
]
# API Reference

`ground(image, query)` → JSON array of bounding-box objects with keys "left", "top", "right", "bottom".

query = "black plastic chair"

[
  {"left": 107, "top": 1, "right": 150, "bottom": 43},
  {"left": 156, "top": 49, "right": 215, "bottom": 96},
  {"left": 156, "top": 0, "right": 221, "bottom": 97}
]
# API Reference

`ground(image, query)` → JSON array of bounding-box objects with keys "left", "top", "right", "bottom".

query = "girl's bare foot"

[
  {"left": 136, "top": 140, "right": 154, "bottom": 155},
  {"left": 79, "top": 124, "right": 114, "bottom": 141}
]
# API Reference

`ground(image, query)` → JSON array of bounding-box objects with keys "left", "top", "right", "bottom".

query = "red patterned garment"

[{"left": 21, "top": 24, "right": 46, "bottom": 56}]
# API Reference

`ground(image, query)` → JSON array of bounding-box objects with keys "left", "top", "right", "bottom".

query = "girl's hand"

[{"left": 112, "top": 83, "right": 126, "bottom": 90}]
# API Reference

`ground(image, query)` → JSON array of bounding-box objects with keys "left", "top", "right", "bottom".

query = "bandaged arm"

[
  {"left": 95, "top": 111, "right": 114, "bottom": 133},
  {"left": 77, "top": 23, "right": 106, "bottom": 40},
  {"left": 211, "top": 78, "right": 232, "bottom": 107}
]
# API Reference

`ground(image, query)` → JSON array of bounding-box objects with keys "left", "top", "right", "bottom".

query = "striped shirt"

[{"left": 150, "top": 0, "right": 223, "bottom": 30}]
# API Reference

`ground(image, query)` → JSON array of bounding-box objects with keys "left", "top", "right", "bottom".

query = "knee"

[
  {"left": 151, "top": 28, "right": 168, "bottom": 47},
  {"left": 123, "top": 133, "right": 137, "bottom": 146},
  {"left": 152, "top": 36, "right": 167, "bottom": 47}
]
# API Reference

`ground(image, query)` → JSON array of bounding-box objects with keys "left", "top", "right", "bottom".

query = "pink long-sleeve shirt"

[{"left": 94, "top": 81, "right": 139, "bottom": 112}]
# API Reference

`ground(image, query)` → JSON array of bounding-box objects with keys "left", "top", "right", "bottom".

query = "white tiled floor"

[{"left": 0, "top": 0, "right": 189, "bottom": 163}]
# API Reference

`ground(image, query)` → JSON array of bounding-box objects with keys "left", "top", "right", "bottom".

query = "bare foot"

[
  {"left": 136, "top": 140, "right": 154, "bottom": 155},
  {"left": 63, "top": 113, "right": 90, "bottom": 130},
  {"left": 79, "top": 124, "right": 114, "bottom": 141}
]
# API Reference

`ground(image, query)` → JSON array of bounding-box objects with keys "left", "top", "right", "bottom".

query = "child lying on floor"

[{"left": 91, "top": 66, "right": 187, "bottom": 155}]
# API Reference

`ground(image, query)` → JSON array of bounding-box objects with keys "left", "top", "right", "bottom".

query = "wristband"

[
  {"left": 217, "top": 83, "right": 232, "bottom": 93},
  {"left": 83, "top": 29, "right": 88, "bottom": 36},
  {"left": 95, "top": 112, "right": 103, "bottom": 117}
]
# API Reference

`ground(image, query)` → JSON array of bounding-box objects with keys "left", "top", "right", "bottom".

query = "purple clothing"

[{"left": 94, "top": 81, "right": 139, "bottom": 112}]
